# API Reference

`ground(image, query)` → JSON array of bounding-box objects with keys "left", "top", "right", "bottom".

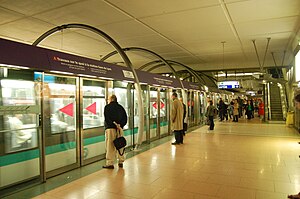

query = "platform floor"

[{"left": 5, "top": 117, "right": 300, "bottom": 199}]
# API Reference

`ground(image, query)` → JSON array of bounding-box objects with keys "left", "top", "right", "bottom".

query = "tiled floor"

[{"left": 6, "top": 118, "right": 300, "bottom": 199}]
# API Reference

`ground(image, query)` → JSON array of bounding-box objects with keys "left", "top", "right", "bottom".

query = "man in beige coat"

[{"left": 171, "top": 92, "right": 184, "bottom": 145}]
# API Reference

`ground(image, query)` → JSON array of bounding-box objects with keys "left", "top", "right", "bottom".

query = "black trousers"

[
  {"left": 209, "top": 116, "right": 214, "bottom": 130},
  {"left": 174, "top": 130, "right": 183, "bottom": 144}
]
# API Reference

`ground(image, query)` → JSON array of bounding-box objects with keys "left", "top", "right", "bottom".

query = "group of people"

[
  {"left": 216, "top": 97, "right": 265, "bottom": 123},
  {"left": 204, "top": 97, "right": 265, "bottom": 131}
]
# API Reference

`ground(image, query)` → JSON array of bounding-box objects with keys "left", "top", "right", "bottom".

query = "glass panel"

[
  {"left": 160, "top": 89, "right": 168, "bottom": 136},
  {"left": 149, "top": 89, "right": 158, "bottom": 139},
  {"left": 133, "top": 85, "right": 149, "bottom": 144},
  {"left": 82, "top": 83, "right": 105, "bottom": 129},
  {"left": 190, "top": 91, "right": 195, "bottom": 125},
  {"left": 43, "top": 74, "right": 77, "bottom": 172},
  {"left": 114, "top": 87, "right": 129, "bottom": 130},
  {"left": 1, "top": 79, "right": 39, "bottom": 153},
  {"left": 0, "top": 71, "right": 41, "bottom": 189},
  {"left": 82, "top": 79, "right": 106, "bottom": 161}
]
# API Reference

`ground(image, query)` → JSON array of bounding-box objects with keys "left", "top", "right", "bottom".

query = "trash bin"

[{"left": 286, "top": 111, "right": 294, "bottom": 126}]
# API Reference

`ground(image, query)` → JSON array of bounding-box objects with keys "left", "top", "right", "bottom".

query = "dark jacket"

[{"left": 104, "top": 101, "right": 127, "bottom": 129}]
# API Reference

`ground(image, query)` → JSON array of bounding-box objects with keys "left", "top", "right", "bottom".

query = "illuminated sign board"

[{"left": 218, "top": 81, "right": 240, "bottom": 89}]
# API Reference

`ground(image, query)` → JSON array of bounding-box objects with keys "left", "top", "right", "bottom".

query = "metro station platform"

[{"left": 4, "top": 117, "right": 300, "bottom": 199}]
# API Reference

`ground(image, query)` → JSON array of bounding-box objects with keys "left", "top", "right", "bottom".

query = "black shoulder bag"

[{"left": 113, "top": 123, "right": 127, "bottom": 156}]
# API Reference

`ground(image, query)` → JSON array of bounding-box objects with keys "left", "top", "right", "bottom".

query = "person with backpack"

[{"left": 205, "top": 100, "right": 216, "bottom": 130}]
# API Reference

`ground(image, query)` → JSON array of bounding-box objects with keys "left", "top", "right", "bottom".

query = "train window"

[
  {"left": 82, "top": 80, "right": 105, "bottom": 129},
  {"left": 113, "top": 87, "right": 129, "bottom": 130},
  {"left": 0, "top": 79, "right": 39, "bottom": 153}
]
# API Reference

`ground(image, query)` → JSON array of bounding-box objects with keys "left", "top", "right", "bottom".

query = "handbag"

[{"left": 113, "top": 125, "right": 126, "bottom": 156}]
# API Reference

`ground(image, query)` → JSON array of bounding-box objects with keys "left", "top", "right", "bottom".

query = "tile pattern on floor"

[{"left": 8, "top": 118, "right": 300, "bottom": 199}]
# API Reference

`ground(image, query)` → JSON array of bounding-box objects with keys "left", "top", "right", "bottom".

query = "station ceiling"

[{"left": 0, "top": 0, "right": 299, "bottom": 73}]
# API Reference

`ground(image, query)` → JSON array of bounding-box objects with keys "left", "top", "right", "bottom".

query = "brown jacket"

[{"left": 171, "top": 98, "right": 184, "bottom": 131}]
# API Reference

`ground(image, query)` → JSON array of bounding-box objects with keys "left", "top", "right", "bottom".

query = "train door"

[
  {"left": 149, "top": 87, "right": 159, "bottom": 140},
  {"left": 113, "top": 81, "right": 133, "bottom": 147},
  {"left": 80, "top": 79, "right": 106, "bottom": 165},
  {"left": 199, "top": 92, "right": 206, "bottom": 125},
  {"left": 0, "top": 68, "right": 42, "bottom": 192},
  {"left": 133, "top": 85, "right": 149, "bottom": 145},
  {"left": 159, "top": 88, "right": 169, "bottom": 137},
  {"left": 41, "top": 73, "right": 79, "bottom": 177},
  {"left": 189, "top": 91, "right": 195, "bottom": 126}
]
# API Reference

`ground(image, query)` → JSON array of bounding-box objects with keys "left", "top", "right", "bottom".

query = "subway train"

[{"left": 0, "top": 38, "right": 235, "bottom": 194}]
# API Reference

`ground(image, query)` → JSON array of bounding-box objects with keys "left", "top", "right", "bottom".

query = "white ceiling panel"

[
  {"left": 106, "top": 0, "right": 219, "bottom": 18},
  {"left": 33, "top": 0, "right": 131, "bottom": 27},
  {"left": 164, "top": 24, "right": 234, "bottom": 44},
  {"left": 0, "top": 17, "right": 56, "bottom": 43},
  {"left": 0, "top": 0, "right": 298, "bottom": 73},
  {"left": 39, "top": 31, "right": 115, "bottom": 60},
  {"left": 227, "top": 0, "right": 300, "bottom": 23},
  {"left": 236, "top": 17, "right": 298, "bottom": 39},
  {"left": 140, "top": 5, "right": 228, "bottom": 33},
  {"left": 0, "top": 0, "right": 80, "bottom": 16},
  {"left": 0, "top": 7, "right": 25, "bottom": 24}
]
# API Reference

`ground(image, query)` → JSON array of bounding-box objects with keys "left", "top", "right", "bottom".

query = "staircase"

[{"left": 269, "top": 84, "right": 284, "bottom": 121}]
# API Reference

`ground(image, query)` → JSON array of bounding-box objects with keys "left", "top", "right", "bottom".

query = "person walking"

[
  {"left": 245, "top": 100, "right": 253, "bottom": 120},
  {"left": 205, "top": 100, "right": 216, "bottom": 130},
  {"left": 233, "top": 99, "right": 239, "bottom": 122},
  {"left": 218, "top": 98, "right": 227, "bottom": 121},
  {"left": 171, "top": 92, "right": 184, "bottom": 145},
  {"left": 102, "top": 94, "right": 127, "bottom": 169}
]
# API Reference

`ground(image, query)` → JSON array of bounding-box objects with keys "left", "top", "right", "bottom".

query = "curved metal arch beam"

[
  {"left": 166, "top": 60, "right": 206, "bottom": 87},
  {"left": 133, "top": 58, "right": 208, "bottom": 89},
  {"left": 101, "top": 47, "right": 184, "bottom": 89},
  {"left": 195, "top": 71, "right": 218, "bottom": 87},
  {"left": 146, "top": 63, "right": 165, "bottom": 73},
  {"left": 138, "top": 60, "right": 162, "bottom": 70},
  {"left": 32, "top": 23, "right": 145, "bottom": 149}
]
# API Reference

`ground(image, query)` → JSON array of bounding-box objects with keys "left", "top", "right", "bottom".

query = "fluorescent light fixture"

[
  {"left": 215, "top": 72, "right": 263, "bottom": 77},
  {"left": 50, "top": 70, "right": 74, "bottom": 75},
  {"left": 0, "top": 63, "right": 29, "bottom": 69},
  {"left": 79, "top": 74, "right": 97, "bottom": 78},
  {"left": 99, "top": 77, "right": 113, "bottom": 80},
  {"left": 123, "top": 80, "right": 134, "bottom": 84}
]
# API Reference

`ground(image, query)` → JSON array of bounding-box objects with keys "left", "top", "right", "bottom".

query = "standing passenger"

[
  {"left": 103, "top": 94, "right": 127, "bottom": 169},
  {"left": 258, "top": 99, "right": 265, "bottom": 119},
  {"left": 245, "top": 100, "right": 253, "bottom": 120},
  {"left": 205, "top": 100, "right": 216, "bottom": 130},
  {"left": 233, "top": 99, "right": 239, "bottom": 122},
  {"left": 171, "top": 92, "right": 184, "bottom": 145}
]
